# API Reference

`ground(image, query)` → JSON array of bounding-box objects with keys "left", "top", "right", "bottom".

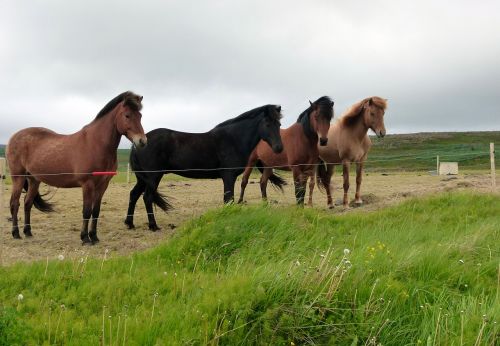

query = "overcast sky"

[{"left": 1, "top": 0, "right": 499, "bottom": 147}]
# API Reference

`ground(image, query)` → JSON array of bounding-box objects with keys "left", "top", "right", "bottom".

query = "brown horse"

[
  {"left": 6, "top": 91, "right": 147, "bottom": 244},
  {"left": 310, "top": 96, "right": 387, "bottom": 208},
  {"left": 238, "top": 96, "right": 334, "bottom": 205}
]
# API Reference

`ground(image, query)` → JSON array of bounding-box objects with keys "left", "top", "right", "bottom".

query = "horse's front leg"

[
  {"left": 222, "top": 172, "right": 237, "bottom": 204},
  {"left": 342, "top": 161, "right": 350, "bottom": 208},
  {"left": 354, "top": 161, "right": 365, "bottom": 205},
  {"left": 308, "top": 167, "right": 316, "bottom": 206},
  {"left": 89, "top": 179, "right": 111, "bottom": 243},
  {"left": 81, "top": 183, "right": 95, "bottom": 245},
  {"left": 292, "top": 166, "right": 307, "bottom": 206}
]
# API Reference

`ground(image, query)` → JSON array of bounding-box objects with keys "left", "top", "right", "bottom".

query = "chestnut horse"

[
  {"left": 310, "top": 96, "right": 387, "bottom": 208},
  {"left": 238, "top": 96, "right": 333, "bottom": 205},
  {"left": 6, "top": 91, "right": 147, "bottom": 244}
]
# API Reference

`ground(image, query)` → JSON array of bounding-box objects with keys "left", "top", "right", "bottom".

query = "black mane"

[
  {"left": 297, "top": 96, "right": 333, "bottom": 138},
  {"left": 213, "top": 105, "right": 281, "bottom": 129},
  {"left": 95, "top": 91, "right": 143, "bottom": 120}
]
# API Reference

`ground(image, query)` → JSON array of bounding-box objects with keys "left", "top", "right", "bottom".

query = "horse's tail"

[
  {"left": 256, "top": 160, "right": 287, "bottom": 192},
  {"left": 129, "top": 147, "right": 172, "bottom": 212},
  {"left": 23, "top": 179, "right": 55, "bottom": 213},
  {"left": 316, "top": 160, "right": 329, "bottom": 192}
]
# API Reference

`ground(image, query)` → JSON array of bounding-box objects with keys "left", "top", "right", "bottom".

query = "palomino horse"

[
  {"left": 125, "top": 104, "right": 283, "bottom": 231},
  {"left": 238, "top": 96, "right": 334, "bottom": 205},
  {"left": 6, "top": 91, "right": 147, "bottom": 244},
  {"left": 310, "top": 96, "right": 387, "bottom": 208}
]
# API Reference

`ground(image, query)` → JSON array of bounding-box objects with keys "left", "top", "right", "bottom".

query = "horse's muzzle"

[
  {"left": 377, "top": 130, "right": 386, "bottom": 138},
  {"left": 133, "top": 136, "right": 148, "bottom": 148},
  {"left": 319, "top": 137, "right": 328, "bottom": 146}
]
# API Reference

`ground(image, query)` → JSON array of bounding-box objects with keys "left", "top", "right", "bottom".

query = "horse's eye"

[
  {"left": 125, "top": 114, "right": 131, "bottom": 119},
  {"left": 370, "top": 112, "right": 375, "bottom": 116}
]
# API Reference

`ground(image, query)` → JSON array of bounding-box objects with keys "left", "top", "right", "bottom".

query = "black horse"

[{"left": 125, "top": 104, "right": 284, "bottom": 230}]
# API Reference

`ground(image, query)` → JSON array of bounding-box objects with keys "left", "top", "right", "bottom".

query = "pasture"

[
  {"left": 0, "top": 193, "right": 499, "bottom": 345},
  {"left": 0, "top": 131, "right": 499, "bottom": 344}
]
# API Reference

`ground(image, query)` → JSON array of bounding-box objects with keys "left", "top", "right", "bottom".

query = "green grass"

[
  {"left": 368, "top": 131, "right": 499, "bottom": 172},
  {"left": 1, "top": 192, "right": 499, "bottom": 345}
]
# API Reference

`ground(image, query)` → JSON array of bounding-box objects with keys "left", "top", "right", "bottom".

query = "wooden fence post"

[
  {"left": 127, "top": 163, "right": 131, "bottom": 184},
  {"left": 0, "top": 157, "right": 5, "bottom": 266},
  {"left": 436, "top": 155, "right": 439, "bottom": 175},
  {"left": 491, "top": 143, "right": 496, "bottom": 191}
]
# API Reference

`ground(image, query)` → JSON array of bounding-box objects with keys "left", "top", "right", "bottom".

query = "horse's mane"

[
  {"left": 297, "top": 96, "right": 333, "bottom": 138},
  {"left": 94, "top": 91, "right": 143, "bottom": 120},
  {"left": 213, "top": 105, "right": 282, "bottom": 129},
  {"left": 340, "top": 96, "right": 387, "bottom": 126}
]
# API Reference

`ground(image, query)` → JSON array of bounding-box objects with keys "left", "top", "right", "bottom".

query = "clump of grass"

[{"left": 0, "top": 192, "right": 498, "bottom": 344}]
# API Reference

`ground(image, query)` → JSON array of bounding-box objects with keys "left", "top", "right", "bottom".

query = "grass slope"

[{"left": 1, "top": 192, "right": 499, "bottom": 345}]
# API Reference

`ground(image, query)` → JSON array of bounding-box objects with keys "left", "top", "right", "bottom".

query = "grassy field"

[{"left": 1, "top": 192, "right": 499, "bottom": 345}]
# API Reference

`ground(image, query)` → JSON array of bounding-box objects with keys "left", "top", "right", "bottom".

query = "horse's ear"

[
  {"left": 276, "top": 105, "right": 281, "bottom": 112},
  {"left": 309, "top": 100, "right": 313, "bottom": 106},
  {"left": 139, "top": 96, "right": 143, "bottom": 102},
  {"left": 368, "top": 98, "right": 373, "bottom": 106}
]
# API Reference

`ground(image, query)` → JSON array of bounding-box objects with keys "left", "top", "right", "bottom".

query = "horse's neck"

[
  {"left": 349, "top": 115, "right": 369, "bottom": 141},
  {"left": 299, "top": 114, "right": 318, "bottom": 143},
  {"left": 213, "top": 118, "right": 261, "bottom": 157},
  {"left": 84, "top": 112, "right": 121, "bottom": 155}
]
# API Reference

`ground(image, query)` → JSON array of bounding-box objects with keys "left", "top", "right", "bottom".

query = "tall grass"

[{"left": 0, "top": 192, "right": 499, "bottom": 345}]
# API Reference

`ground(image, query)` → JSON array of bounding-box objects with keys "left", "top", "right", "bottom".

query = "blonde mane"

[{"left": 340, "top": 96, "right": 387, "bottom": 126}]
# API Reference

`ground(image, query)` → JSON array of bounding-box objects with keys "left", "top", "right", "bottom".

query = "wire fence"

[{"left": 0, "top": 145, "right": 497, "bottom": 230}]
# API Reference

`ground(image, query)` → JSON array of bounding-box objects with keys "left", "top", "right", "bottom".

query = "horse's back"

[
  {"left": 7, "top": 127, "right": 62, "bottom": 162},
  {"left": 133, "top": 128, "right": 220, "bottom": 177}
]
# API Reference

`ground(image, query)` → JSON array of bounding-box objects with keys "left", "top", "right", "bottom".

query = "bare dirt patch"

[{"left": 0, "top": 172, "right": 495, "bottom": 265}]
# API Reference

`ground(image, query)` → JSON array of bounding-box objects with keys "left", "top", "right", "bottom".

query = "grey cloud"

[{"left": 0, "top": 0, "right": 499, "bottom": 146}]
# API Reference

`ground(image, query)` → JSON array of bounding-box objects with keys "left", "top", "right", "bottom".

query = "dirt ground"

[{"left": 0, "top": 171, "right": 496, "bottom": 265}]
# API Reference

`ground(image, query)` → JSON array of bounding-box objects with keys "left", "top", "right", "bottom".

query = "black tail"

[
  {"left": 316, "top": 160, "right": 329, "bottom": 192},
  {"left": 129, "top": 148, "right": 172, "bottom": 212},
  {"left": 256, "top": 160, "right": 287, "bottom": 192},
  {"left": 23, "top": 180, "right": 55, "bottom": 213}
]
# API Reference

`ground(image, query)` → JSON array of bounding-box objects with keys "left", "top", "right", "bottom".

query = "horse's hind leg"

[
  {"left": 324, "top": 164, "right": 334, "bottom": 209},
  {"left": 125, "top": 179, "right": 146, "bottom": 229},
  {"left": 354, "top": 161, "right": 364, "bottom": 205},
  {"left": 238, "top": 166, "right": 253, "bottom": 203},
  {"left": 23, "top": 177, "right": 41, "bottom": 237},
  {"left": 9, "top": 176, "right": 25, "bottom": 239}
]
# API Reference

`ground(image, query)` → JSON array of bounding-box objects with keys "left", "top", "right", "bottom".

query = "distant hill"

[{"left": 1, "top": 131, "right": 499, "bottom": 172}]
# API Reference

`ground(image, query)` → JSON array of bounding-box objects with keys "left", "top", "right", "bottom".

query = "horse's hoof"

[
  {"left": 124, "top": 219, "right": 135, "bottom": 229},
  {"left": 82, "top": 238, "right": 93, "bottom": 246},
  {"left": 23, "top": 227, "right": 33, "bottom": 237},
  {"left": 328, "top": 204, "right": 335, "bottom": 210},
  {"left": 90, "top": 236, "right": 100, "bottom": 243},
  {"left": 148, "top": 224, "right": 161, "bottom": 232},
  {"left": 12, "top": 233, "right": 22, "bottom": 239},
  {"left": 353, "top": 200, "right": 363, "bottom": 207}
]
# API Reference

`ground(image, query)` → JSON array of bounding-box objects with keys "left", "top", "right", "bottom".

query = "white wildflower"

[
  {"left": 17, "top": 294, "right": 24, "bottom": 301},
  {"left": 58, "top": 254, "right": 65, "bottom": 261},
  {"left": 343, "top": 248, "right": 350, "bottom": 256},
  {"left": 458, "top": 259, "right": 464, "bottom": 264}
]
